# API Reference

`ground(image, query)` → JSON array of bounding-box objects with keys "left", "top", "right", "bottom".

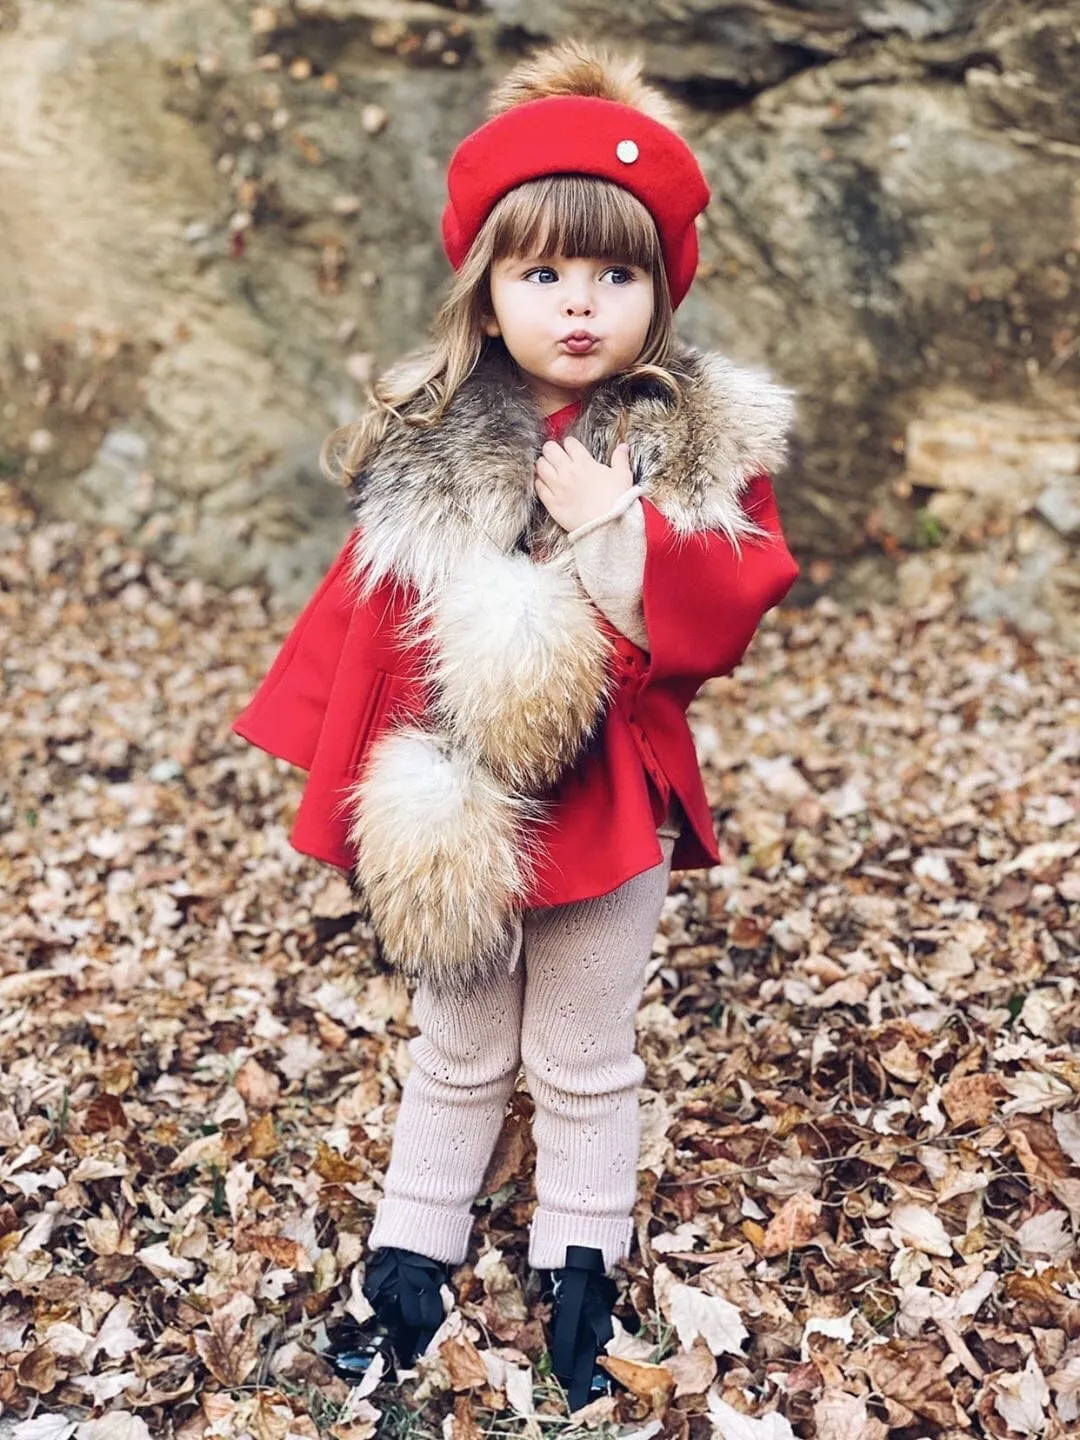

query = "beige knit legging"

[{"left": 368, "top": 834, "right": 675, "bottom": 1274}]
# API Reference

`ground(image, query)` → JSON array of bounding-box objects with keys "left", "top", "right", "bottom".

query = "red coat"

[{"left": 233, "top": 474, "right": 798, "bottom": 907}]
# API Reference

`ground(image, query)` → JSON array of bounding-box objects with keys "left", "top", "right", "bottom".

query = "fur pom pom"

[
  {"left": 349, "top": 727, "right": 530, "bottom": 994},
  {"left": 487, "top": 39, "right": 682, "bottom": 132},
  {"left": 429, "top": 551, "right": 611, "bottom": 790}
]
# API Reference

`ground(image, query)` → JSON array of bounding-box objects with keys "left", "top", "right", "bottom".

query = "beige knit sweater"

[
  {"left": 568, "top": 491, "right": 684, "bottom": 838},
  {"left": 567, "top": 486, "right": 648, "bottom": 650}
]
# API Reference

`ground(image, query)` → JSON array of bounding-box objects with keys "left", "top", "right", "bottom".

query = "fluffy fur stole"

[{"left": 346, "top": 343, "right": 794, "bottom": 994}]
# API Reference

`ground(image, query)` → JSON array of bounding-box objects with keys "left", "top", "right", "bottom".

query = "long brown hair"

[{"left": 321, "top": 174, "right": 682, "bottom": 485}]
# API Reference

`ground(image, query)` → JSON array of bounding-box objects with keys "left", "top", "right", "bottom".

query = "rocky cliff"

[{"left": 1, "top": 0, "right": 1077, "bottom": 625}]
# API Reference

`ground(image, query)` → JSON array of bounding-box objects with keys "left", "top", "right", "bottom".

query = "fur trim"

[
  {"left": 352, "top": 364, "right": 542, "bottom": 601},
  {"left": 349, "top": 728, "right": 530, "bottom": 993},
  {"left": 351, "top": 343, "right": 794, "bottom": 584},
  {"left": 345, "top": 341, "right": 794, "bottom": 992},
  {"left": 577, "top": 351, "right": 796, "bottom": 540},
  {"left": 487, "top": 40, "right": 683, "bottom": 133},
  {"left": 431, "top": 550, "right": 611, "bottom": 790}
]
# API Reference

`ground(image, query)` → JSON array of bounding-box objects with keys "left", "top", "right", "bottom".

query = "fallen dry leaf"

[
  {"left": 234, "top": 1057, "right": 281, "bottom": 1111},
  {"left": 707, "top": 1388, "right": 796, "bottom": 1437},
  {"left": 448, "top": 1394, "right": 484, "bottom": 1440},
  {"left": 941, "top": 1071, "right": 1007, "bottom": 1127},
  {"left": 596, "top": 1353, "right": 674, "bottom": 1411},
  {"left": 664, "top": 1338, "right": 717, "bottom": 1397},
  {"left": 760, "top": 1191, "right": 822, "bottom": 1256},
  {"left": 439, "top": 1332, "right": 487, "bottom": 1391},
  {"left": 192, "top": 1295, "right": 259, "bottom": 1388},
  {"left": 813, "top": 1388, "right": 887, "bottom": 1440},
  {"left": 654, "top": 1264, "right": 749, "bottom": 1356},
  {"left": 889, "top": 1204, "right": 953, "bottom": 1258},
  {"left": 992, "top": 1353, "right": 1051, "bottom": 1434}
]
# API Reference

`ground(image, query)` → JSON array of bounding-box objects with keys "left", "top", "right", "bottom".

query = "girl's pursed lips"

[{"left": 559, "top": 331, "right": 600, "bottom": 353}]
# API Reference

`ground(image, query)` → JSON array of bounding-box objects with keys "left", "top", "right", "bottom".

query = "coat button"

[{"left": 616, "top": 139, "right": 639, "bottom": 164}]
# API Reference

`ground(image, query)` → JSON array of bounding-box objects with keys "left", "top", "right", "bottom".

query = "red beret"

[{"left": 441, "top": 95, "right": 710, "bottom": 309}]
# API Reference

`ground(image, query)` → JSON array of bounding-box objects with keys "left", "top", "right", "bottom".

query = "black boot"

[
  {"left": 542, "top": 1245, "right": 618, "bottom": 1413},
  {"left": 325, "top": 1247, "right": 451, "bottom": 1383}
]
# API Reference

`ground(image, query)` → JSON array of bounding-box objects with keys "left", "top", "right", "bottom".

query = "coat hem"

[
  {"left": 231, "top": 713, "right": 311, "bottom": 774},
  {"left": 287, "top": 819, "right": 721, "bottom": 904}
]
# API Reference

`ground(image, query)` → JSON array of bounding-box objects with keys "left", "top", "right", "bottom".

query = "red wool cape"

[{"left": 233, "top": 455, "right": 798, "bottom": 909}]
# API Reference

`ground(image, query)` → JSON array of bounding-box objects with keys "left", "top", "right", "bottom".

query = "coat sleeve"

[
  {"left": 641, "top": 473, "right": 799, "bottom": 687},
  {"left": 232, "top": 533, "right": 359, "bottom": 771}
]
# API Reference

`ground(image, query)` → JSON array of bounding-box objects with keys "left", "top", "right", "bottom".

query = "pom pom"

[{"left": 487, "top": 39, "right": 682, "bottom": 132}]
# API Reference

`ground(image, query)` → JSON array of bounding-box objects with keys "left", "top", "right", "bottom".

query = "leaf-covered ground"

[{"left": 2, "top": 479, "right": 1078, "bottom": 1440}]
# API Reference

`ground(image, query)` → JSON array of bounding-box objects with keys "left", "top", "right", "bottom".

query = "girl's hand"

[{"left": 534, "top": 437, "right": 635, "bottom": 533}]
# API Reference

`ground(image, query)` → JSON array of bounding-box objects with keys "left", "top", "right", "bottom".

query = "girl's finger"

[{"left": 611, "top": 442, "right": 633, "bottom": 477}]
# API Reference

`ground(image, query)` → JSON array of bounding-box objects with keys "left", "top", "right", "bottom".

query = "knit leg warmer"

[
  {"left": 523, "top": 836, "right": 674, "bottom": 1272},
  {"left": 368, "top": 836, "right": 674, "bottom": 1272},
  {"left": 367, "top": 970, "right": 525, "bottom": 1263}
]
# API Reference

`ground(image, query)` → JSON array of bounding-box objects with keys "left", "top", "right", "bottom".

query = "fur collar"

[
  {"left": 349, "top": 341, "right": 794, "bottom": 598},
  {"left": 344, "top": 343, "right": 794, "bottom": 995}
]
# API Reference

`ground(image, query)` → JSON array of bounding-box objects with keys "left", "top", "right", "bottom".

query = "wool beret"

[{"left": 441, "top": 95, "right": 710, "bottom": 309}]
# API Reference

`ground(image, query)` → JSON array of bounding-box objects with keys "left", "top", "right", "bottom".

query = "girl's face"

[{"left": 483, "top": 254, "right": 655, "bottom": 415}]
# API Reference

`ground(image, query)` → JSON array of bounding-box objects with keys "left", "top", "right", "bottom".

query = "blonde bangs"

[{"left": 486, "top": 175, "right": 663, "bottom": 272}]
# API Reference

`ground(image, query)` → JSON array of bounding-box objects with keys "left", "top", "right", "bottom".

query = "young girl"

[{"left": 234, "top": 41, "right": 798, "bottom": 1412}]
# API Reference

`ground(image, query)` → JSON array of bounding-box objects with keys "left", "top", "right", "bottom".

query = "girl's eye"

[
  {"left": 602, "top": 266, "right": 636, "bottom": 285},
  {"left": 524, "top": 267, "right": 559, "bottom": 283}
]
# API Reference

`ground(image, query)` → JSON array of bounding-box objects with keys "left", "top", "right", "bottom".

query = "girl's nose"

[{"left": 562, "top": 290, "right": 595, "bottom": 317}]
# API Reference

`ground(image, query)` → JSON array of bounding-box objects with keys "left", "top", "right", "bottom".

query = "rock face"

[
  {"left": 892, "top": 392, "right": 1080, "bottom": 636},
  {"left": 1, "top": 0, "right": 1077, "bottom": 617}
]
